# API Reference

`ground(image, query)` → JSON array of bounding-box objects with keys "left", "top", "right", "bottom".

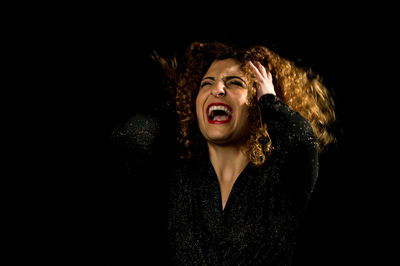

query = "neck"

[{"left": 207, "top": 142, "right": 249, "bottom": 182}]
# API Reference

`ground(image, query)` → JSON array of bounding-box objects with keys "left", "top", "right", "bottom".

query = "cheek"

[
  {"left": 195, "top": 94, "right": 203, "bottom": 119},
  {"left": 238, "top": 94, "right": 251, "bottom": 120},
  {"left": 238, "top": 91, "right": 250, "bottom": 108},
  {"left": 239, "top": 105, "right": 250, "bottom": 120}
]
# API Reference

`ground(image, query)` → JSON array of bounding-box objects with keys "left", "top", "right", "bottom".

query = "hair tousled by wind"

[{"left": 153, "top": 42, "right": 336, "bottom": 166}]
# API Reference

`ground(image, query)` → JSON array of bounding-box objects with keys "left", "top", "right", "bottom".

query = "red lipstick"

[{"left": 206, "top": 103, "right": 233, "bottom": 124}]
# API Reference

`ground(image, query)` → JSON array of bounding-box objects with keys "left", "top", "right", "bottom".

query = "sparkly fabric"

[{"left": 111, "top": 94, "right": 318, "bottom": 265}]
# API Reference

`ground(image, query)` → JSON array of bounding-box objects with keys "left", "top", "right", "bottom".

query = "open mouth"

[{"left": 207, "top": 103, "right": 233, "bottom": 124}]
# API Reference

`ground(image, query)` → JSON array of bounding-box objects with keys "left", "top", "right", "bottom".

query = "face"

[{"left": 195, "top": 58, "right": 250, "bottom": 146}]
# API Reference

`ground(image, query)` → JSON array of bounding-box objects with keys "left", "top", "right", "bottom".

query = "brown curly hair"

[{"left": 153, "top": 41, "right": 336, "bottom": 166}]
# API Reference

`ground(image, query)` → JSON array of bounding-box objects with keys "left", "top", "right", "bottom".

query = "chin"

[{"left": 206, "top": 132, "right": 238, "bottom": 145}]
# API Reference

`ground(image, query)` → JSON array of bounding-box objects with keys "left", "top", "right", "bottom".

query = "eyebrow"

[
  {"left": 224, "top": 76, "right": 246, "bottom": 84},
  {"left": 201, "top": 76, "right": 247, "bottom": 84},
  {"left": 201, "top": 77, "right": 215, "bottom": 81}
]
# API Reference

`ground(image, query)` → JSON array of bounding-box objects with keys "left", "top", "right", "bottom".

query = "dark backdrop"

[{"left": 50, "top": 8, "right": 394, "bottom": 265}]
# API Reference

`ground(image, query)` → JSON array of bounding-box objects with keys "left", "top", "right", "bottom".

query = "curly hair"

[{"left": 153, "top": 41, "right": 336, "bottom": 166}]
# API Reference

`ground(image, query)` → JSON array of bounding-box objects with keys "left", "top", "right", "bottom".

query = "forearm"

[
  {"left": 258, "top": 93, "right": 319, "bottom": 212},
  {"left": 258, "top": 94, "right": 316, "bottom": 149}
]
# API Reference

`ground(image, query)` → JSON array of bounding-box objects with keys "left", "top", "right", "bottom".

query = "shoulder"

[{"left": 111, "top": 113, "right": 161, "bottom": 151}]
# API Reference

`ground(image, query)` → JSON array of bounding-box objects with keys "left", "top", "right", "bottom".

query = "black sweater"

[{"left": 111, "top": 94, "right": 318, "bottom": 265}]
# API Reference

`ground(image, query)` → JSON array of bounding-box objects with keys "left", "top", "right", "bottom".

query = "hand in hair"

[{"left": 249, "top": 61, "right": 276, "bottom": 101}]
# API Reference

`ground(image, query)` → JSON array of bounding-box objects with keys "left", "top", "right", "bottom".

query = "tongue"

[{"left": 214, "top": 115, "right": 229, "bottom": 121}]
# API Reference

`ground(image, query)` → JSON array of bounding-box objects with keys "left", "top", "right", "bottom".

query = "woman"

[{"left": 114, "top": 41, "right": 336, "bottom": 265}]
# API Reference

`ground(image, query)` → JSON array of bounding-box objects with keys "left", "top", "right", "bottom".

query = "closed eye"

[
  {"left": 227, "top": 80, "right": 244, "bottom": 87},
  {"left": 200, "top": 81, "right": 212, "bottom": 88},
  {"left": 223, "top": 76, "right": 247, "bottom": 88}
]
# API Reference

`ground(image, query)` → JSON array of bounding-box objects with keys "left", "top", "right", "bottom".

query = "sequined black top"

[{"left": 111, "top": 94, "right": 318, "bottom": 265}]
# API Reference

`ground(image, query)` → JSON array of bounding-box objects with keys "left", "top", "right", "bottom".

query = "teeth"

[{"left": 208, "top": 105, "right": 232, "bottom": 116}]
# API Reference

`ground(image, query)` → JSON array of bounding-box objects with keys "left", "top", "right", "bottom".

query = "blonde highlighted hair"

[{"left": 154, "top": 41, "right": 336, "bottom": 166}]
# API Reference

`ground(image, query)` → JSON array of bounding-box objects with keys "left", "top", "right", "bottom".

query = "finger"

[
  {"left": 249, "top": 61, "right": 264, "bottom": 81},
  {"left": 256, "top": 62, "right": 267, "bottom": 79},
  {"left": 266, "top": 71, "right": 273, "bottom": 81}
]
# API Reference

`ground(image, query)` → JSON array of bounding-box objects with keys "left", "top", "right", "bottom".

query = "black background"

[{"left": 22, "top": 5, "right": 396, "bottom": 265}]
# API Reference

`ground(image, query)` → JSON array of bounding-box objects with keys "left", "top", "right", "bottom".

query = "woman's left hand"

[{"left": 249, "top": 61, "right": 276, "bottom": 101}]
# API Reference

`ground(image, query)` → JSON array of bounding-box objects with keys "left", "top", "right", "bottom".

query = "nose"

[{"left": 211, "top": 83, "right": 226, "bottom": 98}]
